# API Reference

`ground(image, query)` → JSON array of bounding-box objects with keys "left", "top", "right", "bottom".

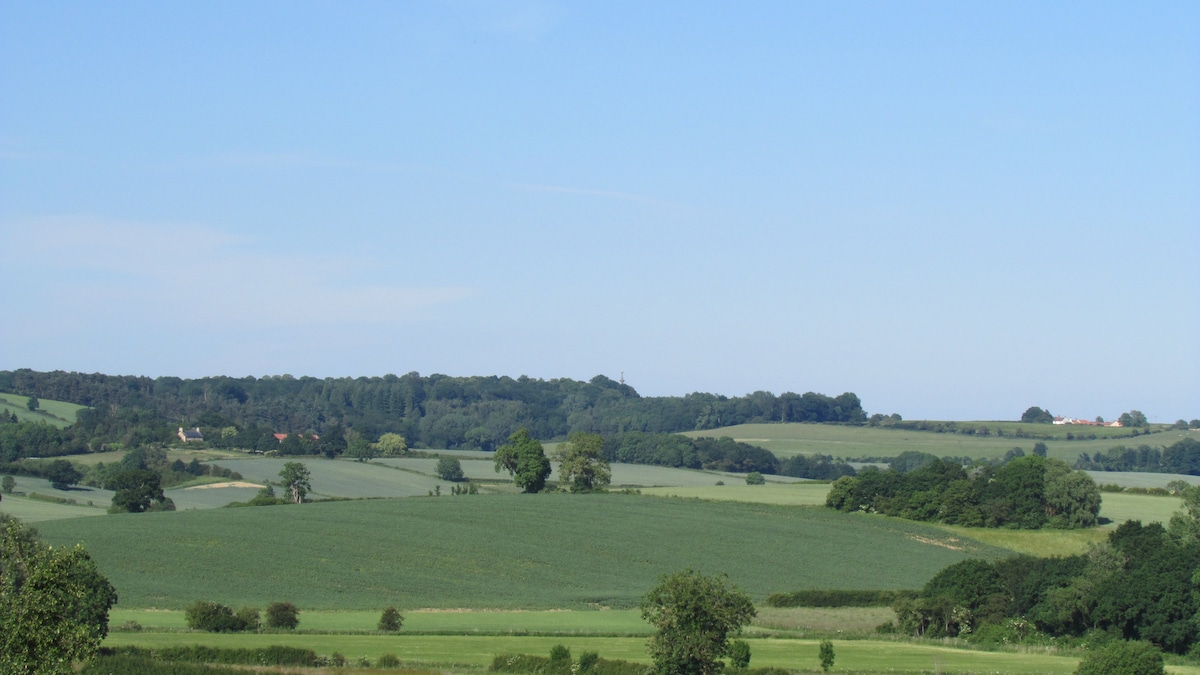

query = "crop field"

[
  {"left": 0, "top": 392, "right": 87, "bottom": 428},
  {"left": 216, "top": 458, "right": 447, "bottom": 499},
  {"left": 107, "top": 606, "right": 894, "bottom": 636},
  {"left": 35, "top": 494, "right": 1008, "bottom": 610},
  {"left": 65, "top": 447, "right": 248, "bottom": 467},
  {"left": 373, "top": 457, "right": 787, "bottom": 489},
  {"left": 0, "top": 492, "right": 107, "bottom": 522},
  {"left": 683, "top": 423, "right": 1194, "bottom": 463},
  {"left": 639, "top": 484, "right": 831, "bottom": 506},
  {"left": 1085, "top": 470, "right": 1200, "bottom": 489}
]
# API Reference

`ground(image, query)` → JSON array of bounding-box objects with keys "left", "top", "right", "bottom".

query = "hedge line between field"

[
  {"left": 765, "top": 589, "right": 918, "bottom": 608},
  {"left": 99, "top": 645, "right": 318, "bottom": 666}
]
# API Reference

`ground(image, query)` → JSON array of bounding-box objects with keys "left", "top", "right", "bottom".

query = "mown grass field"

[
  {"left": 97, "top": 632, "right": 1114, "bottom": 675},
  {"left": 0, "top": 392, "right": 87, "bottom": 428},
  {"left": 36, "top": 494, "right": 1008, "bottom": 610},
  {"left": 107, "top": 606, "right": 894, "bottom": 637},
  {"left": 683, "top": 423, "right": 1195, "bottom": 463}
]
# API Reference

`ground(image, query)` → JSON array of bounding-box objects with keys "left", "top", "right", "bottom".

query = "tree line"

[
  {"left": 0, "top": 369, "right": 866, "bottom": 452},
  {"left": 1073, "top": 438, "right": 1200, "bottom": 474}
]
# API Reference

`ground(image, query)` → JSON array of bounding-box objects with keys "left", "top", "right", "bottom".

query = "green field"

[
  {"left": 97, "top": 631, "right": 1112, "bottom": 674},
  {"left": 0, "top": 392, "right": 88, "bottom": 428},
  {"left": 35, "top": 494, "right": 1008, "bottom": 610},
  {"left": 684, "top": 423, "right": 1195, "bottom": 463},
  {"left": 639, "top": 483, "right": 831, "bottom": 505}
]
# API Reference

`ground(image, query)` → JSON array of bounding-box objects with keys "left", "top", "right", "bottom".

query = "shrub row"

[
  {"left": 765, "top": 589, "right": 918, "bottom": 608},
  {"left": 103, "top": 645, "right": 318, "bottom": 666}
]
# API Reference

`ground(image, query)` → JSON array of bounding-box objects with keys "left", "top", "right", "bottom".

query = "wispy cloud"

[{"left": 0, "top": 216, "right": 476, "bottom": 331}]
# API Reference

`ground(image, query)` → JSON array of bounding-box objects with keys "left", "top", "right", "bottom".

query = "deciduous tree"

[
  {"left": 554, "top": 432, "right": 610, "bottom": 492},
  {"left": 279, "top": 462, "right": 311, "bottom": 504},
  {"left": 107, "top": 469, "right": 170, "bottom": 513},
  {"left": 494, "top": 429, "right": 551, "bottom": 493},
  {"left": 641, "top": 570, "right": 756, "bottom": 675}
]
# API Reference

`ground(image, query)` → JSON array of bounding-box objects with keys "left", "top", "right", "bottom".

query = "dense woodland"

[{"left": 0, "top": 369, "right": 865, "bottom": 451}]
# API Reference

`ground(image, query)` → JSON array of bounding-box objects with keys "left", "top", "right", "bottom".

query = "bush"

[
  {"left": 578, "top": 651, "right": 600, "bottom": 672},
  {"left": 745, "top": 472, "right": 765, "bottom": 485},
  {"left": 234, "top": 606, "right": 260, "bottom": 631},
  {"left": 436, "top": 457, "right": 466, "bottom": 481},
  {"left": 728, "top": 640, "right": 751, "bottom": 669},
  {"left": 185, "top": 601, "right": 247, "bottom": 632},
  {"left": 1075, "top": 640, "right": 1164, "bottom": 675},
  {"left": 378, "top": 606, "right": 403, "bottom": 632},
  {"left": 549, "top": 644, "right": 571, "bottom": 665},
  {"left": 265, "top": 601, "right": 300, "bottom": 629},
  {"left": 378, "top": 653, "right": 402, "bottom": 668},
  {"left": 766, "top": 589, "right": 917, "bottom": 608}
]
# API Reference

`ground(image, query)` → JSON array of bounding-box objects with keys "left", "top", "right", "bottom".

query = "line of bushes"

[
  {"left": 765, "top": 589, "right": 918, "bottom": 608},
  {"left": 100, "top": 645, "right": 318, "bottom": 666}
]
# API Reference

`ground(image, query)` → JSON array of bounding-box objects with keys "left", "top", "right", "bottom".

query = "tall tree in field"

[
  {"left": 494, "top": 428, "right": 551, "bottom": 493},
  {"left": 641, "top": 570, "right": 756, "bottom": 675},
  {"left": 279, "top": 462, "right": 311, "bottom": 503},
  {"left": 554, "top": 432, "right": 611, "bottom": 492}
]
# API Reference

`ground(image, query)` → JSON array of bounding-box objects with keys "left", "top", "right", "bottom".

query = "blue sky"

[{"left": 1, "top": 1, "right": 1197, "bottom": 422}]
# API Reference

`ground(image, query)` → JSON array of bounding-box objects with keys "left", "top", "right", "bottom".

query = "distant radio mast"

[{"left": 620, "top": 371, "right": 625, "bottom": 385}]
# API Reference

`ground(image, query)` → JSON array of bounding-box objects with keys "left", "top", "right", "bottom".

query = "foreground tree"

[
  {"left": 819, "top": 639, "right": 835, "bottom": 673},
  {"left": 279, "top": 462, "right": 311, "bottom": 503},
  {"left": 553, "top": 432, "right": 611, "bottom": 492},
  {"left": 0, "top": 514, "right": 118, "bottom": 674},
  {"left": 641, "top": 570, "right": 756, "bottom": 675},
  {"left": 494, "top": 429, "right": 551, "bottom": 493}
]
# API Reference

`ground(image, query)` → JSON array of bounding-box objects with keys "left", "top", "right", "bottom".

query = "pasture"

[
  {"left": 683, "top": 423, "right": 1194, "bottom": 463},
  {"left": 36, "top": 494, "right": 1008, "bottom": 610},
  {"left": 0, "top": 392, "right": 87, "bottom": 428}
]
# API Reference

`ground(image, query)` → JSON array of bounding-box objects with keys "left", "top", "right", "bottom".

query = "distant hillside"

[{"left": 684, "top": 422, "right": 1192, "bottom": 463}]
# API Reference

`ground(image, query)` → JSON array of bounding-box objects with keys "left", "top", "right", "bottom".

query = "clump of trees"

[
  {"left": 1021, "top": 407, "right": 1054, "bottom": 424},
  {"left": 1, "top": 514, "right": 118, "bottom": 673},
  {"left": 265, "top": 602, "right": 300, "bottom": 630},
  {"left": 826, "top": 455, "right": 1101, "bottom": 529},
  {"left": 890, "top": 506, "right": 1200, "bottom": 654}
]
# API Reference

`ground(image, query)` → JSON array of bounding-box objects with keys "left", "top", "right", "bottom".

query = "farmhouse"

[
  {"left": 178, "top": 427, "right": 204, "bottom": 442},
  {"left": 1052, "top": 416, "right": 1122, "bottom": 427}
]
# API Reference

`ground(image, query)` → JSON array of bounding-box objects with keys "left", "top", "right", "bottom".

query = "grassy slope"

[
  {"left": 0, "top": 392, "right": 88, "bottom": 428},
  {"left": 683, "top": 423, "right": 1194, "bottom": 463},
  {"left": 36, "top": 494, "right": 1007, "bottom": 610}
]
